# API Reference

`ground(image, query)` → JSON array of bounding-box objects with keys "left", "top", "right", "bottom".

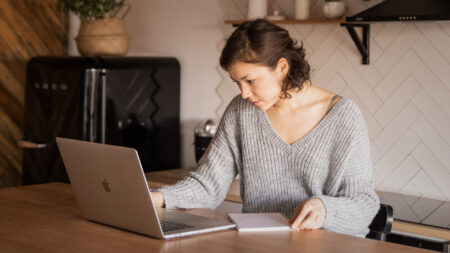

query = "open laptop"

[{"left": 56, "top": 137, "right": 236, "bottom": 239}]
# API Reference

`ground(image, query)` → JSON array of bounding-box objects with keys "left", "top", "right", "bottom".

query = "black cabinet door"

[{"left": 22, "top": 57, "right": 92, "bottom": 184}]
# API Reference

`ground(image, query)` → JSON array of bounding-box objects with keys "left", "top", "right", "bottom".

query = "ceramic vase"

[
  {"left": 322, "top": 1, "right": 346, "bottom": 19},
  {"left": 294, "top": 0, "right": 310, "bottom": 20},
  {"left": 247, "top": 0, "right": 268, "bottom": 19}
]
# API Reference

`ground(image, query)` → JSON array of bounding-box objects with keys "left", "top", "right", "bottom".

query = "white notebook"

[{"left": 228, "top": 213, "right": 291, "bottom": 232}]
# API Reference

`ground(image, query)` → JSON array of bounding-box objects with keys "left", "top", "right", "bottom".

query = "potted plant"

[
  {"left": 57, "top": 0, "right": 131, "bottom": 56},
  {"left": 322, "top": 0, "right": 346, "bottom": 19}
]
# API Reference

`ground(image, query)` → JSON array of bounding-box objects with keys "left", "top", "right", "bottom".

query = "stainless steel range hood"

[{"left": 346, "top": 0, "right": 450, "bottom": 22}]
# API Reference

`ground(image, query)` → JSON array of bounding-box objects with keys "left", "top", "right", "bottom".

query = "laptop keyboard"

[{"left": 160, "top": 220, "right": 195, "bottom": 232}]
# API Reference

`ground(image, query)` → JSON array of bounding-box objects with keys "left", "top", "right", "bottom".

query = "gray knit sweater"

[{"left": 158, "top": 95, "right": 380, "bottom": 238}]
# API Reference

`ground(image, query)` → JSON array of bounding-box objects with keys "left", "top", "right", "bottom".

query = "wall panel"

[{"left": 0, "top": 0, "right": 67, "bottom": 187}]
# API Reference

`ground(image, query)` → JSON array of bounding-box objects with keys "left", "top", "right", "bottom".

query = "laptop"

[{"left": 55, "top": 137, "right": 236, "bottom": 239}]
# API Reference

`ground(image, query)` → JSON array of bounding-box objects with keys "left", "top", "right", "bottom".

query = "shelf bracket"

[{"left": 341, "top": 23, "right": 370, "bottom": 65}]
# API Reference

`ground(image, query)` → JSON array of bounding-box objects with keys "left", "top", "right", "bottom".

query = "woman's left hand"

[{"left": 289, "top": 198, "right": 326, "bottom": 230}]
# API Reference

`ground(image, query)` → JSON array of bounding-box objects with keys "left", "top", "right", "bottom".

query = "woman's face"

[{"left": 228, "top": 60, "right": 288, "bottom": 111}]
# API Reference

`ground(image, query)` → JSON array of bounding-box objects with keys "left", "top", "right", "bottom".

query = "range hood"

[{"left": 346, "top": 0, "right": 450, "bottom": 22}]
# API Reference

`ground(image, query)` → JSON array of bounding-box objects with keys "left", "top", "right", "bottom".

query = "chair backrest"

[{"left": 366, "top": 204, "right": 394, "bottom": 241}]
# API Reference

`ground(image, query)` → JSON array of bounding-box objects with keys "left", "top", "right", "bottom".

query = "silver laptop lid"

[{"left": 56, "top": 137, "right": 164, "bottom": 238}]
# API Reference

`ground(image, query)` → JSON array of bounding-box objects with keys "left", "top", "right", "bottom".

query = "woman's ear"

[{"left": 276, "top": 58, "right": 289, "bottom": 77}]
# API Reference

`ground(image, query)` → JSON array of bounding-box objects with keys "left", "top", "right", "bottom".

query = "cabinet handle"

[{"left": 18, "top": 140, "right": 48, "bottom": 149}]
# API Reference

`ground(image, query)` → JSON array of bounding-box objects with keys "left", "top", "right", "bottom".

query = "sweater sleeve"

[
  {"left": 156, "top": 98, "right": 240, "bottom": 210},
  {"left": 315, "top": 106, "right": 380, "bottom": 238}
]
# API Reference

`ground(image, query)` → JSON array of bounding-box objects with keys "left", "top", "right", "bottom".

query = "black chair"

[{"left": 366, "top": 204, "right": 394, "bottom": 241}]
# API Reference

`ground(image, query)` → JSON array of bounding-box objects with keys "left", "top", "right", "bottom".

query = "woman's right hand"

[{"left": 151, "top": 191, "right": 165, "bottom": 207}]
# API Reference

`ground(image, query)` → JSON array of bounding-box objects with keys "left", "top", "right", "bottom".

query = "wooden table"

[{"left": 0, "top": 183, "right": 436, "bottom": 252}]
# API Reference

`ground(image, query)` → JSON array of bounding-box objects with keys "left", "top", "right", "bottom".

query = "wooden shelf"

[
  {"left": 225, "top": 19, "right": 370, "bottom": 65},
  {"left": 225, "top": 19, "right": 346, "bottom": 25}
]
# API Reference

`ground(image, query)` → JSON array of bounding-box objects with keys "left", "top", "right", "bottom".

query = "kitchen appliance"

[
  {"left": 21, "top": 56, "right": 180, "bottom": 185},
  {"left": 347, "top": 0, "right": 450, "bottom": 22},
  {"left": 194, "top": 119, "right": 217, "bottom": 162}
]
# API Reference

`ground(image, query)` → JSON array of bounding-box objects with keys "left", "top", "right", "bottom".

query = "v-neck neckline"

[{"left": 256, "top": 96, "right": 348, "bottom": 152}]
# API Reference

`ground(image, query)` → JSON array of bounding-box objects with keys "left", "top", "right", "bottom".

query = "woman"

[{"left": 151, "top": 19, "right": 379, "bottom": 238}]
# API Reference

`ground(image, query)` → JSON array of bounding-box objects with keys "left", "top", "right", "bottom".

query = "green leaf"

[{"left": 56, "top": 0, "right": 127, "bottom": 21}]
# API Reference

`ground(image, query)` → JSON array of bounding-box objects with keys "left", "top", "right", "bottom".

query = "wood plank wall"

[{"left": 0, "top": 0, "right": 67, "bottom": 187}]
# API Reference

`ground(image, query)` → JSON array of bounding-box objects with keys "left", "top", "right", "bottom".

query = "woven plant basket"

[{"left": 76, "top": 18, "right": 130, "bottom": 57}]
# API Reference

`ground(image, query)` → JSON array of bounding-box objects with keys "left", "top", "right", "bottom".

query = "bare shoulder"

[
  {"left": 330, "top": 93, "right": 342, "bottom": 107},
  {"left": 310, "top": 86, "right": 341, "bottom": 107}
]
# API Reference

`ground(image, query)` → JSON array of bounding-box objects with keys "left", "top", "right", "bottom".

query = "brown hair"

[{"left": 220, "top": 19, "right": 311, "bottom": 99}]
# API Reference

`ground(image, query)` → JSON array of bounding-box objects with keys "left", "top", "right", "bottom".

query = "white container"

[
  {"left": 267, "top": 10, "right": 285, "bottom": 21},
  {"left": 294, "top": 0, "right": 310, "bottom": 20},
  {"left": 247, "top": 0, "right": 268, "bottom": 19},
  {"left": 322, "top": 1, "right": 346, "bottom": 19}
]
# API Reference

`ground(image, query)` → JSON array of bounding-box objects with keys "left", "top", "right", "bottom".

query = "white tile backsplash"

[
  {"left": 374, "top": 50, "right": 421, "bottom": 103},
  {"left": 400, "top": 183, "right": 422, "bottom": 199},
  {"left": 370, "top": 142, "right": 383, "bottom": 165},
  {"left": 412, "top": 63, "right": 450, "bottom": 118},
  {"left": 412, "top": 116, "right": 450, "bottom": 171},
  {"left": 293, "top": 24, "right": 314, "bottom": 39},
  {"left": 313, "top": 50, "right": 347, "bottom": 87},
  {"left": 374, "top": 102, "right": 421, "bottom": 152},
  {"left": 339, "top": 63, "right": 382, "bottom": 113},
  {"left": 411, "top": 198, "right": 444, "bottom": 222},
  {"left": 412, "top": 144, "right": 450, "bottom": 200},
  {"left": 422, "top": 202, "right": 450, "bottom": 228},
  {"left": 325, "top": 73, "right": 346, "bottom": 95},
  {"left": 375, "top": 24, "right": 422, "bottom": 76},
  {"left": 412, "top": 36, "right": 450, "bottom": 88},
  {"left": 410, "top": 170, "right": 447, "bottom": 201},
  {"left": 402, "top": 194, "right": 420, "bottom": 207},
  {"left": 374, "top": 77, "right": 420, "bottom": 128},
  {"left": 370, "top": 22, "right": 385, "bottom": 38},
  {"left": 375, "top": 130, "right": 421, "bottom": 181},
  {"left": 373, "top": 22, "right": 406, "bottom": 50},
  {"left": 379, "top": 156, "right": 421, "bottom": 193},
  {"left": 309, "top": 26, "right": 347, "bottom": 70},
  {"left": 438, "top": 21, "right": 450, "bottom": 36},
  {"left": 306, "top": 25, "right": 335, "bottom": 51},
  {"left": 416, "top": 22, "right": 450, "bottom": 64}
]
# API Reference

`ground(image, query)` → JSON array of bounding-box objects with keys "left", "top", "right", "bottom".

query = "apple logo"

[{"left": 102, "top": 179, "right": 111, "bottom": 192}]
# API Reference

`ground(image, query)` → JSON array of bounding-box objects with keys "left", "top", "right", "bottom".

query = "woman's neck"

[{"left": 271, "top": 82, "right": 313, "bottom": 112}]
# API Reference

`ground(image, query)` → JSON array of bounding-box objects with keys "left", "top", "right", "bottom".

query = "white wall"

[
  {"left": 69, "top": 1, "right": 450, "bottom": 207},
  {"left": 124, "top": 0, "right": 232, "bottom": 167}
]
